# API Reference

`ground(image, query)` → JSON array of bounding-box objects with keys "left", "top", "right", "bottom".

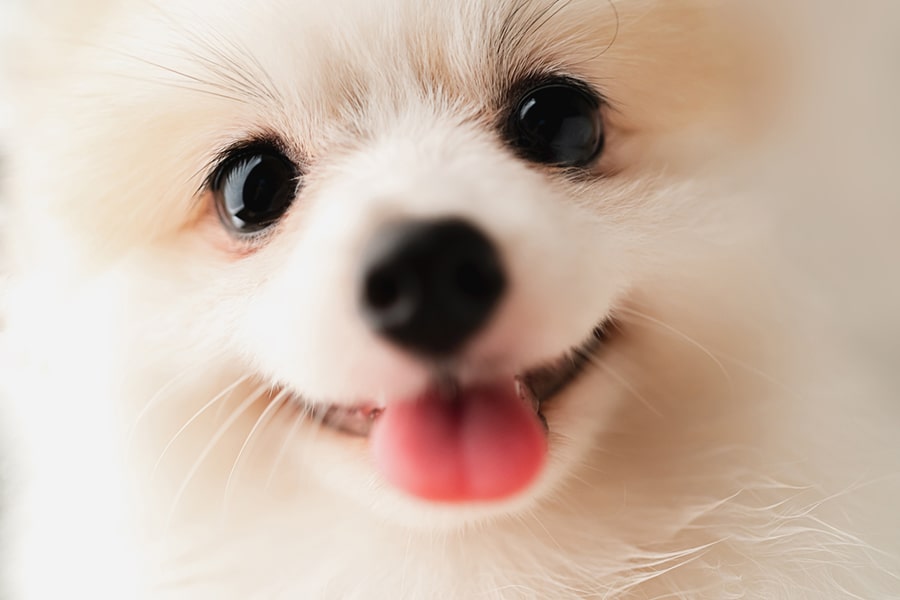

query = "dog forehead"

[
  {"left": 105, "top": 0, "right": 747, "bottom": 144},
  {"left": 185, "top": 0, "right": 618, "bottom": 73},
  {"left": 111, "top": 0, "right": 620, "bottom": 122}
]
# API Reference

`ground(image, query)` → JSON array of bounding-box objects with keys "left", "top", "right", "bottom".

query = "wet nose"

[{"left": 359, "top": 218, "right": 506, "bottom": 356}]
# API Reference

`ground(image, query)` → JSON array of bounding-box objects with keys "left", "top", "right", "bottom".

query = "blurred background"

[{"left": 752, "top": 1, "right": 900, "bottom": 390}]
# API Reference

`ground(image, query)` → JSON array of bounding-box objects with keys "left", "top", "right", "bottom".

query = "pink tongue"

[{"left": 370, "top": 382, "right": 546, "bottom": 502}]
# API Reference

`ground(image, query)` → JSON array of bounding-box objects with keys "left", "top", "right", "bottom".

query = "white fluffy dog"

[{"left": 1, "top": 1, "right": 898, "bottom": 598}]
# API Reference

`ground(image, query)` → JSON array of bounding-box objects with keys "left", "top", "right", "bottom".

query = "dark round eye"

[
  {"left": 508, "top": 82, "right": 604, "bottom": 167},
  {"left": 212, "top": 146, "right": 298, "bottom": 235}
]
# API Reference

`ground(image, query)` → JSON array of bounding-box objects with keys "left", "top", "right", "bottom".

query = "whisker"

[
  {"left": 263, "top": 401, "right": 308, "bottom": 492},
  {"left": 164, "top": 382, "right": 270, "bottom": 531},
  {"left": 593, "top": 359, "right": 663, "bottom": 418},
  {"left": 294, "top": 400, "right": 333, "bottom": 466},
  {"left": 150, "top": 373, "right": 252, "bottom": 480},
  {"left": 509, "top": 0, "right": 572, "bottom": 60},
  {"left": 618, "top": 301, "right": 806, "bottom": 399},
  {"left": 710, "top": 352, "right": 804, "bottom": 400},
  {"left": 125, "top": 360, "right": 215, "bottom": 451},
  {"left": 616, "top": 306, "right": 735, "bottom": 394},
  {"left": 221, "top": 388, "right": 291, "bottom": 518}
]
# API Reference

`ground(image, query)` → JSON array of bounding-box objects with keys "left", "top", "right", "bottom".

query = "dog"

[{"left": 2, "top": 0, "right": 899, "bottom": 598}]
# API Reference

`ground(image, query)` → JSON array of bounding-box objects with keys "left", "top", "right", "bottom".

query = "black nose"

[{"left": 359, "top": 218, "right": 506, "bottom": 356}]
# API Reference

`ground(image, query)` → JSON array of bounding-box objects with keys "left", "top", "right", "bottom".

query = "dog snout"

[{"left": 359, "top": 218, "right": 506, "bottom": 356}]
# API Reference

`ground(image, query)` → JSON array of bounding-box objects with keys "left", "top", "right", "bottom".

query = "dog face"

[
  {"left": 6, "top": 0, "right": 770, "bottom": 531},
  {"left": 10, "top": 3, "right": 900, "bottom": 598}
]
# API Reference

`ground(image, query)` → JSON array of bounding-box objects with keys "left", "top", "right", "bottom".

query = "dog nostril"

[
  {"left": 359, "top": 218, "right": 507, "bottom": 356},
  {"left": 365, "top": 270, "right": 401, "bottom": 311},
  {"left": 362, "top": 265, "right": 421, "bottom": 329}
]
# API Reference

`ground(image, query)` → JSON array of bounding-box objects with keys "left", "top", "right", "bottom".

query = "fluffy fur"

[{"left": 2, "top": 0, "right": 899, "bottom": 598}]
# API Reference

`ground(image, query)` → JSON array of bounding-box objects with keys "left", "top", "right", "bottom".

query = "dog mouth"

[
  {"left": 307, "top": 319, "right": 615, "bottom": 437},
  {"left": 290, "top": 319, "right": 615, "bottom": 502}
]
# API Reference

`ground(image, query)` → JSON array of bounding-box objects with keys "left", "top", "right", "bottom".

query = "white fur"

[{"left": 2, "top": 0, "right": 899, "bottom": 598}]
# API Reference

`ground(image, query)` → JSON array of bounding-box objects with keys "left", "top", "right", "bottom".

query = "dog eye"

[
  {"left": 508, "top": 81, "right": 604, "bottom": 168},
  {"left": 212, "top": 145, "right": 299, "bottom": 235}
]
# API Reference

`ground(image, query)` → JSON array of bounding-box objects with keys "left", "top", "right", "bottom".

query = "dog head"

[{"left": 4, "top": 0, "right": 777, "bottom": 530}]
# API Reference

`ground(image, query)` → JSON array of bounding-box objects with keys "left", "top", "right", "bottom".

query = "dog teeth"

[
  {"left": 304, "top": 402, "right": 384, "bottom": 437},
  {"left": 361, "top": 406, "right": 384, "bottom": 420},
  {"left": 515, "top": 376, "right": 542, "bottom": 414}
]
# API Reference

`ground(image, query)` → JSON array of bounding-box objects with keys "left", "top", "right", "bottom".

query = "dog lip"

[
  {"left": 304, "top": 318, "right": 616, "bottom": 437},
  {"left": 518, "top": 320, "right": 614, "bottom": 404},
  {"left": 308, "top": 403, "right": 385, "bottom": 437}
]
